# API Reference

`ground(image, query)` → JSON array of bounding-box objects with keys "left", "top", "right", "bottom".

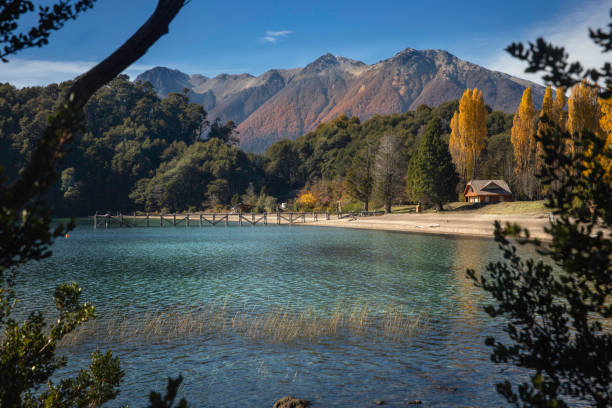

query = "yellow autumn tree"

[
  {"left": 511, "top": 87, "right": 538, "bottom": 198},
  {"left": 536, "top": 86, "right": 554, "bottom": 169},
  {"left": 450, "top": 88, "right": 486, "bottom": 181},
  {"left": 600, "top": 96, "right": 612, "bottom": 135},
  {"left": 553, "top": 86, "right": 566, "bottom": 128},
  {"left": 598, "top": 97, "right": 612, "bottom": 182},
  {"left": 448, "top": 110, "right": 467, "bottom": 180},
  {"left": 295, "top": 190, "right": 316, "bottom": 210},
  {"left": 582, "top": 96, "right": 612, "bottom": 183},
  {"left": 567, "top": 80, "right": 601, "bottom": 155}
]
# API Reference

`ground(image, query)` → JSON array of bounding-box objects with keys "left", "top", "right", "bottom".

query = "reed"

[{"left": 59, "top": 302, "right": 428, "bottom": 347}]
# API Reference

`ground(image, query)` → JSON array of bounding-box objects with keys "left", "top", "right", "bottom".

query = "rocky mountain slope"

[{"left": 136, "top": 48, "right": 544, "bottom": 152}]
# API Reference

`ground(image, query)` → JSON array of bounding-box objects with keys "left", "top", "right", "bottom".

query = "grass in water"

[{"left": 59, "top": 302, "right": 427, "bottom": 346}]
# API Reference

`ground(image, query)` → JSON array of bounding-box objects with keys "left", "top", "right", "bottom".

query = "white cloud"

[
  {"left": 486, "top": 1, "right": 610, "bottom": 86},
  {"left": 0, "top": 59, "right": 156, "bottom": 88},
  {"left": 260, "top": 30, "right": 293, "bottom": 44},
  {"left": 0, "top": 59, "right": 96, "bottom": 87}
]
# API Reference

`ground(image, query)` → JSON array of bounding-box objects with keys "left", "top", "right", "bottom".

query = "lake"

[{"left": 16, "top": 222, "right": 526, "bottom": 407}]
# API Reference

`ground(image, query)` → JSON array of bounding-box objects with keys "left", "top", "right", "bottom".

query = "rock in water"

[{"left": 273, "top": 396, "right": 311, "bottom": 408}]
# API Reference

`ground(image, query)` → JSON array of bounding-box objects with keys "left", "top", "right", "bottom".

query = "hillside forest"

[{"left": 1, "top": 75, "right": 609, "bottom": 215}]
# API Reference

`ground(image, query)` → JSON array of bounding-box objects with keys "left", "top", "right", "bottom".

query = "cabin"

[{"left": 464, "top": 180, "right": 513, "bottom": 203}]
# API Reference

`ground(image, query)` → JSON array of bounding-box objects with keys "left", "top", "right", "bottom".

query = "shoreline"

[{"left": 299, "top": 212, "right": 553, "bottom": 241}]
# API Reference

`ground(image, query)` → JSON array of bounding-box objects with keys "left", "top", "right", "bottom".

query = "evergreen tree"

[{"left": 407, "top": 117, "right": 459, "bottom": 210}]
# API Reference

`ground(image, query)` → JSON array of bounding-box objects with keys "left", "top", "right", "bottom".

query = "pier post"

[
  {"left": 252, "top": 213, "right": 255, "bottom": 224},
  {"left": 119, "top": 213, "right": 123, "bottom": 228},
  {"left": 264, "top": 212, "right": 267, "bottom": 225},
  {"left": 160, "top": 214, "right": 163, "bottom": 227},
  {"left": 146, "top": 213, "right": 149, "bottom": 227},
  {"left": 186, "top": 213, "right": 190, "bottom": 227},
  {"left": 199, "top": 214, "right": 203, "bottom": 227},
  {"left": 93, "top": 213, "right": 97, "bottom": 229},
  {"left": 224, "top": 214, "right": 228, "bottom": 226},
  {"left": 277, "top": 211, "right": 280, "bottom": 225},
  {"left": 290, "top": 213, "right": 293, "bottom": 225},
  {"left": 105, "top": 213, "right": 110, "bottom": 228},
  {"left": 173, "top": 213, "right": 176, "bottom": 227}
]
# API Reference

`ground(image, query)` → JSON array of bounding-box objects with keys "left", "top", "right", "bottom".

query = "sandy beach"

[{"left": 301, "top": 212, "right": 552, "bottom": 240}]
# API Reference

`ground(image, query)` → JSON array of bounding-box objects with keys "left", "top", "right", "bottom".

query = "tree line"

[
  {"left": 1, "top": 82, "right": 520, "bottom": 214},
  {"left": 4, "top": 76, "right": 608, "bottom": 215}
]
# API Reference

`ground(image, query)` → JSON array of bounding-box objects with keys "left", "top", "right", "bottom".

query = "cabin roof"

[{"left": 464, "top": 180, "right": 512, "bottom": 196}]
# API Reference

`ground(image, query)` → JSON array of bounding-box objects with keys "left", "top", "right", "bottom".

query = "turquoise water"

[{"left": 17, "top": 222, "right": 525, "bottom": 407}]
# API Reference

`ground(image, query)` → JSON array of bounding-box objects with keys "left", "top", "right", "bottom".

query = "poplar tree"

[
  {"left": 553, "top": 86, "right": 567, "bottom": 128},
  {"left": 567, "top": 80, "right": 602, "bottom": 154},
  {"left": 450, "top": 88, "right": 486, "bottom": 182},
  {"left": 598, "top": 97, "right": 612, "bottom": 182},
  {"left": 407, "top": 117, "right": 459, "bottom": 210},
  {"left": 537, "top": 86, "right": 554, "bottom": 171},
  {"left": 538, "top": 86, "right": 554, "bottom": 137},
  {"left": 511, "top": 87, "right": 537, "bottom": 198},
  {"left": 449, "top": 111, "right": 467, "bottom": 180}
]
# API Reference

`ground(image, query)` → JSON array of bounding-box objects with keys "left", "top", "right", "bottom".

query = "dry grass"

[
  {"left": 391, "top": 201, "right": 548, "bottom": 215},
  {"left": 458, "top": 200, "right": 548, "bottom": 214},
  {"left": 59, "top": 303, "right": 427, "bottom": 346}
]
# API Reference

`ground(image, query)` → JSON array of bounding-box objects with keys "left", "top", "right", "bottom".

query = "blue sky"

[{"left": 1, "top": 0, "right": 609, "bottom": 87}]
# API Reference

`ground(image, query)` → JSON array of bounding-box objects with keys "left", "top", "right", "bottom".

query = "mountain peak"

[
  {"left": 135, "top": 67, "right": 193, "bottom": 97},
  {"left": 395, "top": 47, "right": 417, "bottom": 56},
  {"left": 303, "top": 53, "right": 340, "bottom": 73}
]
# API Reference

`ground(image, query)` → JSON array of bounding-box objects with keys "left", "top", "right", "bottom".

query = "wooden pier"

[{"left": 92, "top": 211, "right": 383, "bottom": 228}]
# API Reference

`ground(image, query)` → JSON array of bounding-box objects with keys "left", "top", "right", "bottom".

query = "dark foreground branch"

[{"left": 6, "top": 0, "right": 185, "bottom": 209}]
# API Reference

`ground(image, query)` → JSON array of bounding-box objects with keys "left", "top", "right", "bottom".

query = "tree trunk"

[
  {"left": 364, "top": 200, "right": 369, "bottom": 212},
  {"left": 385, "top": 200, "right": 391, "bottom": 214}
]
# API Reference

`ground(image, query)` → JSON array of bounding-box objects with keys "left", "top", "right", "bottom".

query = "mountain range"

[{"left": 136, "top": 48, "right": 545, "bottom": 152}]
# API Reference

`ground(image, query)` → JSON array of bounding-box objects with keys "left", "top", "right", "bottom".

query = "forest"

[{"left": 1, "top": 75, "right": 568, "bottom": 215}]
